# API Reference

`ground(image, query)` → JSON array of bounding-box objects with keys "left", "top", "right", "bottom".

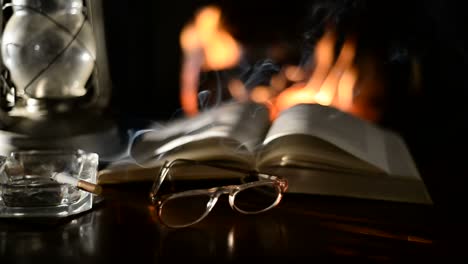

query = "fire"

[
  {"left": 245, "top": 30, "right": 360, "bottom": 120},
  {"left": 180, "top": 5, "right": 242, "bottom": 116},
  {"left": 179, "top": 6, "right": 379, "bottom": 122},
  {"left": 275, "top": 31, "right": 357, "bottom": 116}
]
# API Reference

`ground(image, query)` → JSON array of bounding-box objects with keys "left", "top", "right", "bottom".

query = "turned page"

[
  {"left": 99, "top": 102, "right": 270, "bottom": 183},
  {"left": 130, "top": 101, "right": 270, "bottom": 166},
  {"left": 262, "top": 104, "right": 420, "bottom": 179}
]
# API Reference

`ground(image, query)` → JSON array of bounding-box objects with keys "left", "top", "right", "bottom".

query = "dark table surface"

[{"left": 1, "top": 181, "right": 459, "bottom": 263}]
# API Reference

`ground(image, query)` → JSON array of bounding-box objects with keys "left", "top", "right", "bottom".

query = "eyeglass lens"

[
  {"left": 159, "top": 183, "right": 280, "bottom": 227},
  {"left": 233, "top": 183, "right": 280, "bottom": 212},
  {"left": 159, "top": 193, "right": 212, "bottom": 227}
]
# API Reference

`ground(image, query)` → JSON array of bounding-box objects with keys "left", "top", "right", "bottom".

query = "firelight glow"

[
  {"left": 179, "top": 7, "right": 367, "bottom": 121},
  {"left": 274, "top": 31, "right": 357, "bottom": 117},
  {"left": 180, "top": 5, "right": 242, "bottom": 116}
]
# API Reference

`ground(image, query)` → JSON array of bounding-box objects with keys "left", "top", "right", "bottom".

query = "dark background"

[
  {"left": 102, "top": 0, "right": 313, "bottom": 119},
  {"left": 102, "top": 0, "right": 468, "bottom": 220}
]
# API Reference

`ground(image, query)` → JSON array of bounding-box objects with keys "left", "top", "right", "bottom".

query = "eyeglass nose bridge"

[
  {"left": 209, "top": 185, "right": 237, "bottom": 199},
  {"left": 209, "top": 185, "right": 240, "bottom": 210},
  {"left": 208, "top": 184, "right": 238, "bottom": 193},
  {"left": 206, "top": 185, "right": 239, "bottom": 205}
]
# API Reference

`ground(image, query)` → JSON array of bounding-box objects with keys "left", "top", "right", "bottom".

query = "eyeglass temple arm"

[
  {"left": 170, "top": 158, "right": 260, "bottom": 175},
  {"left": 150, "top": 162, "right": 170, "bottom": 202},
  {"left": 149, "top": 159, "right": 200, "bottom": 202},
  {"left": 257, "top": 173, "right": 288, "bottom": 192},
  {"left": 150, "top": 159, "right": 288, "bottom": 201}
]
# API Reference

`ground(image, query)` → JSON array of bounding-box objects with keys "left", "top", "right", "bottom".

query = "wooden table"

[{"left": 1, "top": 181, "right": 455, "bottom": 263}]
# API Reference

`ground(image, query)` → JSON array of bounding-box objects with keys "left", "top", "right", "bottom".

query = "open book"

[{"left": 99, "top": 102, "right": 432, "bottom": 204}]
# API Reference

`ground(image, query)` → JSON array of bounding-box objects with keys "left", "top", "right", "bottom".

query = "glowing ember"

[
  {"left": 337, "top": 66, "right": 358, "bottom": 111},
  {"left": 250, "top": 85, "right": 273, "bottom": 104},
  {"left": 228, "top": 79, "right": 248, "bottom": 102},
  {"left": 283, "top": 65, "right": 306, "bottom": 82}
]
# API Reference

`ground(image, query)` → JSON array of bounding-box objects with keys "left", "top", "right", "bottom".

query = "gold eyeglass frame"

[{"left": 150, "top": 159, "right": 288, "bottom": 228}]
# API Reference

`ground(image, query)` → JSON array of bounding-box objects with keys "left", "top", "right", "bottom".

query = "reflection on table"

[{"left": 0, "top": 183, "right": 442, "bottom": 262}]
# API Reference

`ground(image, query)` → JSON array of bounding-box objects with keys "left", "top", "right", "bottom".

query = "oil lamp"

[{"left": 0, "top": 0, "right": 123, "bottom": 159}]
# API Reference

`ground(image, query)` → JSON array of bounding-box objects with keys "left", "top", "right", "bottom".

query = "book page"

[
  {"left": 261, "top": 166, "right": 432, "bottom": 204},
  {"left": 228, "top": 103, "right": 271, "bottom": 151},
  {"left": 263, "top": 104, "right": 417, "bottom": 177},
  {"left": 99, "top": 138, "right": 256, "bottom": 184},
  {"left": 130, "top": 101, "right": 270, "bottom": 166},
  {"left": 383, "top": 131, "right": 421, "bottom": 179},
  {"left": 257, "top": 135, "right": 384, "bottom": 174}
]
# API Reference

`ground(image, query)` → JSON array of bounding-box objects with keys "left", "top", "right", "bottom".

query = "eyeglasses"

[{"left": 150, "top": 159, "right": 288, "bottom": 228}]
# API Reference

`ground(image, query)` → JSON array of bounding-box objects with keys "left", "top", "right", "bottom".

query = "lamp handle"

[
  {"left": 0, "top": 70, "right": 16, "bottom": 112},
  {"left": 0, "top": 1, "right": 16, "bottom": 112}
]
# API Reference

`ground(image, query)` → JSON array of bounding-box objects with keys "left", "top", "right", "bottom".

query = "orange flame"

[
  {"left": 180, "top": 6, "right": 242, "bottom": 116},
  {"left": 274, "top": 31, "right": 357, "bottom": 116},
  {"left": 179, "top": 7, "right": 379, "bottom": 122}
]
